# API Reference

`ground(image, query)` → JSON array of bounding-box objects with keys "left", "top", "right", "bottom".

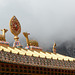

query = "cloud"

[{"left": 0, "top": 0, "right": 75, "bottom": 49}]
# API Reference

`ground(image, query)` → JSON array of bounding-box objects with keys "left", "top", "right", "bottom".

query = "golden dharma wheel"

[{"left": 9, "top": 16, "right": 21, "bottom": 36}]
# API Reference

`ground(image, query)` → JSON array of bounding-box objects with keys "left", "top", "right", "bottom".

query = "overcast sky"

[{"left": 0, "top": 0, "right": 75, "bottom": 50}]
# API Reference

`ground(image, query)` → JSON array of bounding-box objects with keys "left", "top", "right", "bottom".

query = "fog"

[{"left": 0, "top": 0, "right": 75, "bottom": 50}]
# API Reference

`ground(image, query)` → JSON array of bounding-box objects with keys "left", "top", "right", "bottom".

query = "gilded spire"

[{"left": 9, "top": 16, "right": 22, "bottom": 48}]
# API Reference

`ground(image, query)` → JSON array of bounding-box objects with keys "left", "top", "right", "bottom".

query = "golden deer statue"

[
  {"left": 23, "top": 32, "right": 39, "bottom": 47},
  {"left": 0, "top": 29, "right": 8, "bottom": 41}
]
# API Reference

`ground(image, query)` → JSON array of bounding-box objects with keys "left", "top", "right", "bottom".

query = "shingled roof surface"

[{"left": 0, "top": 46, "right": 75, "bottom": 70}]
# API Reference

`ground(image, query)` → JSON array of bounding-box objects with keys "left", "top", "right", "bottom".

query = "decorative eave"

[
  {"left": 0, "top": 46, "right": 75, "bottom": 61},
  {"left": 0, "top": 45, "right": 75, "bottom": 70}
]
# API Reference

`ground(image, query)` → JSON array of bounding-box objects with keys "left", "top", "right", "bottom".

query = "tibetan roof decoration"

[{"left": 0, "top": 16, "right": 75, "bottom": 70}]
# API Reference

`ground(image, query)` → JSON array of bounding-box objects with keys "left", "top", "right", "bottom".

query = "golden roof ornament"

[
  {"left": 0, "top": 29, "right": 8, "bottom": 41},
  {"left": 53, "top": 42, "right": 56, "bottom": 54},
  {"left": 23, "top": 32, "right": 42, "bottom": 51},
  {"left": 9, "top": 16, "right": 22, "bottom": 48},
  {"left": 23, "top": 32, "right": 30, "bottom": 46},
  {"left": 9, "top": 16, "right": 21, "bottom": 41},
  {"left": 0, "top": 29, "right": 9, "bottom": 46},
  {"left": 23, "top": 32, "right": 39, "bottom": 47}
]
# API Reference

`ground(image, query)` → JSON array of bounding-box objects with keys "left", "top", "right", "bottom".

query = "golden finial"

[
  {"left": 9, "top": 16, "right": 21, "bottom": 41},
  {"left": 53, "top": 42, "right": 56, "bottom": 54},
  {"left": 9, "top": 16, "right": 22, "bottom": 48}
]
